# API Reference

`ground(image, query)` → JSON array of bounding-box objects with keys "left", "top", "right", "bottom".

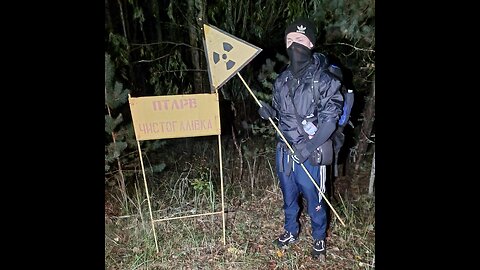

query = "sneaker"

[
  {"left": 312, "top": 239, "right": 326, "bottom": 259},
  {"left": 273, "top": 231, "right": 299, "bottom": 248}
]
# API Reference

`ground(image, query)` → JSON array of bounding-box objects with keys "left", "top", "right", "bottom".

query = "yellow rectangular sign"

[{"left": 129, "top": 93, "right": 221, "bottom": 140}]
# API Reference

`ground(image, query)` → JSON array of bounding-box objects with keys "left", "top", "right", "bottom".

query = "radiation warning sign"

[
  {"left": 129, "top": 93, "right": 221, "bottom": 140},
  {"left": 203, "top": 23, "right": 262, "bottom": 90}
]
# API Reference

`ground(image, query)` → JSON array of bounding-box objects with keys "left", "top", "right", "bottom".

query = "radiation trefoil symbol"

[
  {"left": 213, "top": 42, "right": 236, "bottom": 70},
  {"left": 203, "top": 23, "right": 262, "bottom": 89}
]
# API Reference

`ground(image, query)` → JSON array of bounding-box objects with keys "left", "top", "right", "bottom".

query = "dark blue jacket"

[{"left": 272, "top": 53, "right": 344, "bottom": 145}]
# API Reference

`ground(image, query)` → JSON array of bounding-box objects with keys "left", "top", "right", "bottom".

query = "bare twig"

[
  {"left": 152, "top": 69, "right": 207, "bottom": 74},
  {"left": 251, "top": 155, "right": 257, "bottom": 196},
  {"left": 170, "top": 162, "right": 193, "bottom": 205},
  {"left": 368, "top": 151, "right": 375, "bottom": 196},
  {"left": 329, "top": 252, "right": 375, "bottom": 268},
  {"left": 325, "top": 42, "right": 375, "bottom": 53},
  {"left": 132, "top": 54, "right": 170, "bottom": 64},
  {"left": 231, "top": 125, "right": 243, "bottom": 184},
  {"left": 265, "top": 158, "right": 278, "bottom": 190},
  {"left": 361, "top": 129, "right": 375, "bottom": 144},
  {"left": 131, "top": 41, "right": 202, "bottom": 50},
  {"left": 264, "top": 189, "right": 280, "bottom": 197}
]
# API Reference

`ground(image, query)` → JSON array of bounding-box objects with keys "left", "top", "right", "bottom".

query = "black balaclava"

[
  {"left": 287, "top": 42, "right": 312, "bottom": 78},
  {"left": 284, "top": 18, "right": 316, "bottom": 78}
]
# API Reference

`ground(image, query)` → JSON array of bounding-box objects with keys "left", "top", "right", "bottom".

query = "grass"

[{"left": 105, "top": 136, "right": 375, "bottom": 269}]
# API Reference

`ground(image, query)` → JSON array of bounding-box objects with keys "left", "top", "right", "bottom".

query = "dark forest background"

[
  {"left": 105, "top": 0, "right": 375, "bottom": 189},
  {"left": 105, "top": 0, "right": 375, "bottom": 268}
]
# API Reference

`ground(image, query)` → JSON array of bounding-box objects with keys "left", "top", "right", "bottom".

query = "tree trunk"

[
  {"left": 226, "top": 0, "right": 234, "bottom": 33},
  {"left": 199, "top": 0, "right": 209, "bottom": 92},
  {"left": 117, "top": 0, "right": 138, "bottom": 94},
  {"left": 187, "top": 0, "right": 205, "bottom": 93},
  {"left": 151, "top": 0, "right": 162, "bottom": 42},
  {"left": 368, "top": 151, "right": 375, "bottom": 196},
  {"left": 354, "top": 78, "right": 375, "bottom": 173},
  {"left": 105, "top": 0, "right": 113, "bottom": 32}
]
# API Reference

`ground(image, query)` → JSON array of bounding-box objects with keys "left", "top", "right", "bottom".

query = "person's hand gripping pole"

[{"left": 236, "top": 72, "right": 346, "bottom": 227}]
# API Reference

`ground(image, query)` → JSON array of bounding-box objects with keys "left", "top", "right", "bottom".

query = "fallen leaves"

[{"left": 276, "top": 249, "right": 284, "bottom": 258}]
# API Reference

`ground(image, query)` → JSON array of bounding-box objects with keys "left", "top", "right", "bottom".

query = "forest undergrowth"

[{"left": 105, "top": 135, "right": 375, "bottom": 269}]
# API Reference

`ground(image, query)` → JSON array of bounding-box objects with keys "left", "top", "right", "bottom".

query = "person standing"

[{"left": 258, "top": 17, "right": 344, "bottom": 259}]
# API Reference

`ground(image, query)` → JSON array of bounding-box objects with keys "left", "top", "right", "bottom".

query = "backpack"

[{"left": 312, "top": 63, "right": 354, "bottom": 177}]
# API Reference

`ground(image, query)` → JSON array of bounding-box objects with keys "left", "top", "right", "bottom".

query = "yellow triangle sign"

[{"left": 203, "top": 23, "right": 262, "bottom": 90}]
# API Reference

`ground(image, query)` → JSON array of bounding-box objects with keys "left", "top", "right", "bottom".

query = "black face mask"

[{"left": 287, "top": 42, "right": 312, "bottom": 77}]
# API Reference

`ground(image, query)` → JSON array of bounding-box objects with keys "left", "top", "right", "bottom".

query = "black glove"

[
  {"left": 258, "top": 100, "right": 276, "bottom": 120},
  {"left": 292, "top": 142, "right": 311, "bottom": 164}
]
